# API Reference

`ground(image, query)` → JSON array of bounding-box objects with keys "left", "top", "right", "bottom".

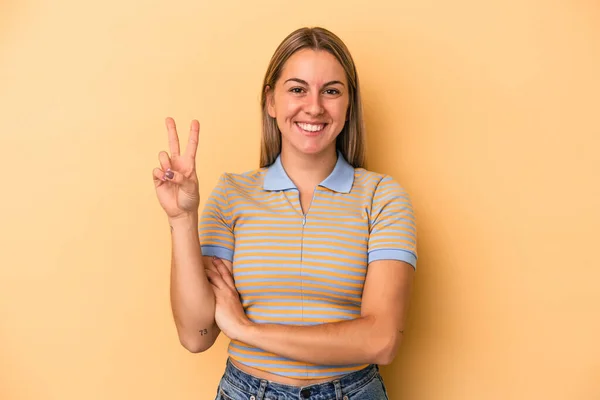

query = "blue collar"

[{"left": 263, "top": 151, "right": 355, "bottom": 193}]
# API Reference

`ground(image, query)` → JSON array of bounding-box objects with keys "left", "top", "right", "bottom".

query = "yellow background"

[{"left": 1, "top": 0, "right": 599, "bottom": 399}]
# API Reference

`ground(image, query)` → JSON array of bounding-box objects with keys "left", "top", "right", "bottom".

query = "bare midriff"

[{"left": 230, "top": 359, "right": 335, "bottom": 386}]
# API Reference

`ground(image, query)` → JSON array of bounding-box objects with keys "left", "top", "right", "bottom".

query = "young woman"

[{"left": 153, "top": 27, "right": 417, "bottom": 400}]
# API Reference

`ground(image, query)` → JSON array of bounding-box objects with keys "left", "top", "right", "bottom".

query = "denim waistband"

[{"left": 221, "top": 358, "right": 380, "bottom": 399}]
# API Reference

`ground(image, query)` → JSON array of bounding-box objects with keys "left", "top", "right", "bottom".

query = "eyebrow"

[{"left": 284, "top": 78, "right": 346, "bottom": 88}]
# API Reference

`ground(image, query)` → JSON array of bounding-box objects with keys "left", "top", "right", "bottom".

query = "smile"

[{"left": 295, "top": 122, "right": 326, "bottom": 133}]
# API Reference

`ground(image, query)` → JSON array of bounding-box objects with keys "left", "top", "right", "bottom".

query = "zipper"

[
  {"left": 298, "top": 189, "right": 316, "bottom": 326},
  {"left": 300, "top": 189, "right": 317, "bottom": 226},
  {"left": 300, "top": 209, "right": 306, "bottom": 325}
]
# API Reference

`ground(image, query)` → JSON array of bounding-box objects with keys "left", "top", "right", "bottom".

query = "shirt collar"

[{"left": 263, "top": 151, "right": 355, "bottom": 193}]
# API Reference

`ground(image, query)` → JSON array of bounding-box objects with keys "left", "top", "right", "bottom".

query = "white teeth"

[{"left": 297, "top": 122, "right": 325, "bottom": 132}]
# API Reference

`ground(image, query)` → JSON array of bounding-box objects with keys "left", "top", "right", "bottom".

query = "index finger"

[
  {"left": 185, "top": 119, "right": 200, "bottom": 160},
  {"left": 165, "top": 117, "right": 180, "bottom": 157}
]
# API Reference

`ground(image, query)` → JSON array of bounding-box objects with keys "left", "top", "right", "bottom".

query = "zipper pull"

[{"left": 302, "top": 215, "right": 306, "bottom": 226}]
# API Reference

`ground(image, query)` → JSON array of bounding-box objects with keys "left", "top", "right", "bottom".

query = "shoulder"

[
  {"left": 213, "top": 167, "right": 268, "bottom": 194},
  {"left": 353, "top": 168, "right": 409, "bottom": 198}
]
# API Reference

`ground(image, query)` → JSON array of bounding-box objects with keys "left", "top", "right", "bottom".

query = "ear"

[{"left": 265, "top": 85, "right": 276, "bottom": 118}]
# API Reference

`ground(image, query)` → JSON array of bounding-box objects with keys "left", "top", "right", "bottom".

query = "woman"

[{"left": 153, "top": 27, "right": 417, "bottom": 400}]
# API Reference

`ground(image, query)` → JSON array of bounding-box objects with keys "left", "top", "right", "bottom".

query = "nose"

[{"left": 304, "top": 92, "right": 324, "bottom": 116}]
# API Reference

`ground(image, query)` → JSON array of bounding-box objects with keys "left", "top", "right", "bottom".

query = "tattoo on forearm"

[{"left": 199, "top": 328, "right": 208, "bottom": 336}]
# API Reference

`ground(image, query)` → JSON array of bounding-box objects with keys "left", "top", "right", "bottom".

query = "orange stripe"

[
  {"left": 248, "top": 308, "right": 358, "bottom": 317},
  {"left": 229, "top": 341, "right": 280, "bottom": 357},
  {"left": 238, "top": 284, "right": 362, "bottom": 297},
  {"left": 237, "top": 239, "right": 367, "bottom": 255},
  {"left": 236, "top": 227, "right": 369, "bottom": 236},
  {"left": 236, "top": 234, "right": 366, "bottom": 246},
  {"left": 234, "top": 267, "right": 365, "bottom": 280},
  {"left": 247, "top": 315, "right": 350, "bottom": 323},
  {"left": 369, "top": 236, "right": 416, "bottom": 247},
  {"left": 229, "top": 356, "right": 307, "bottom": 367},
  {"left": 228, "top": 356, "right": 369, "bottom": 373},
  {"left": 235, "top": 275, "right": 364, "bottom": 288},
  {"left": 248, "top": 301, "right": 360, "bottom": 310},
  {"left": 240, "top": 287, "right": 361, "bottom": 298},
  {"left": 233, "top": 257, "right": 367, "bottom": 270},
  {"left": 242, "top": 295, "right": 360, "bottom": 305},
  {"left": 235, "top": 245, "right": 367, "bottom": 256}
]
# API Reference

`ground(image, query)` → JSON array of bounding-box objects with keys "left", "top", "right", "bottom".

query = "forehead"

[{"left": 279, "top": 49, "right": 347, "bottom": 85}]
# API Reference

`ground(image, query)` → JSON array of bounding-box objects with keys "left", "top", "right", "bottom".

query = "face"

[{"left": 267, "top": 49, "right": 350, "bottom": 158}]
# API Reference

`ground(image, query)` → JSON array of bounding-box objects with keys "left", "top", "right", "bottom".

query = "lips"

[{"left": 295, "top": 122, "right": 327, "bottom": 133}]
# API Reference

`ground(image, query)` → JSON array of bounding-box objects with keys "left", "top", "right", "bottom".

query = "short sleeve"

[
  {"left": 199, "top": 174, "right": 235, "bottom": 262},
  {"left": 368, "top": 176, "right": 418, "bottom": 269}
]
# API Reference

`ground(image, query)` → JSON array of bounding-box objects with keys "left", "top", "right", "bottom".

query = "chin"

[
  {"left": 294, "top": 142, "right": 335, "bottom": 156},
  {"left": 282, "top": 131, "right": 338, "bottom": 157}
]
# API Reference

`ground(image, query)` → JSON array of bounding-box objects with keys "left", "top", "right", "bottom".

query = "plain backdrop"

[{"left": 1, "top": 0, "right": 599, "bottom": 399}]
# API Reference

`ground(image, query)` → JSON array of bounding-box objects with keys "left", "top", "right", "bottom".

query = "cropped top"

[{"left": 199, "top": 152, "right": 417, "bottom": 379}]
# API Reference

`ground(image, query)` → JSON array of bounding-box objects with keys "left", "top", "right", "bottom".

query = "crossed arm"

[{"left": 205, "top": 257, "right": 415, "bottom": 366}]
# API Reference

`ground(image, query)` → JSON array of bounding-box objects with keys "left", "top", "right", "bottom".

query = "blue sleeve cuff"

[
  {"left": 368, "top": 249, "right": 417, "bottom": 270},
  {"left": 201, "top": 245, "right": 234, "bottom": 262}
]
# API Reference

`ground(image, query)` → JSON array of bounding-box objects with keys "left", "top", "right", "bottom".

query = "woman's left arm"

[{"left": 207, "top": 257, "right": 414, "bottom": 366}]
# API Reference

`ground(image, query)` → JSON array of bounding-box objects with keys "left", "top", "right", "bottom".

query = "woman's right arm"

[
  {"left": 169, "top": 213, "right": 222, "bottom": 352},
  {"left": 153, "top": 117, "right": 227, "bottom": 353}
]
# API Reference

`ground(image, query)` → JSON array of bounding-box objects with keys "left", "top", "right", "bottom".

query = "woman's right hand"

[{"left": 153, "top": 117, "right": 201, "bottom": 220}]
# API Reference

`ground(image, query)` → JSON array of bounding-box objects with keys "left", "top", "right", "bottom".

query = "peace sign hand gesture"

[{"left": 153, "top": 117, "right": 201, "bottom": 220}]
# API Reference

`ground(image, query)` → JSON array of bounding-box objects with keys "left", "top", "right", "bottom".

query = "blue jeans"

[{"left": 215, "top": 358, "right": 389, "bottom": 400}]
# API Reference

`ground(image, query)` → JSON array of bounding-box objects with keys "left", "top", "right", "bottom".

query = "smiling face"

[{"left": 267, "top": 49, "right": 350, "bottom": 158}]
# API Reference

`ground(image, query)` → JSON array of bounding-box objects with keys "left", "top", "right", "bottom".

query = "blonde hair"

[{"left": 259, "top": 27, "right": 366, "bottom": 168}]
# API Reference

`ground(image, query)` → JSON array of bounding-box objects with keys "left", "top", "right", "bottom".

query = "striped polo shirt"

[{"left": 199, "top": 152, "right": 417, "bottom": 379}]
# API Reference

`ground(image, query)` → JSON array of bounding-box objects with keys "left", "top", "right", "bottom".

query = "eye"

[
  {"left": 289, "top": 87, "right": 305, "bottom": 94},
  {"left": 324, "top": 88, "right": 341, "bottom": 95}
]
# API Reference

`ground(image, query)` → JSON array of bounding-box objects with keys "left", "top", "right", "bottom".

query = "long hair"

[{"left": 259, "top": 27, "right": 366, "bottom": 168}]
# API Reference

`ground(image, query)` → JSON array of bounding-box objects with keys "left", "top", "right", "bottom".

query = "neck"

[{"left": 280, "top": 147, "right": 338, "bottom": 190}]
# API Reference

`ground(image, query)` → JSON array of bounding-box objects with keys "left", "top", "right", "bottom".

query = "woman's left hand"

[{"left": 206, "top": 257, "right": 252, "bottom": 341}]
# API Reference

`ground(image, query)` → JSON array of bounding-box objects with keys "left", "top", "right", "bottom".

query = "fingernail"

[{"left": 165, "top": 170, "right": 174, "bottom": 179}]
